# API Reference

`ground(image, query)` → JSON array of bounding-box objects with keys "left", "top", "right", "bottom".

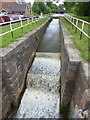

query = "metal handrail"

[
  {"left": 0, "top": 16, "right": 37, "bottom": 26},
  {"left": 64, "top": 14, "right": 90, "bottom": 39},
  {"left": 0, "top": 16, "right": 42, "bottom": 37}
]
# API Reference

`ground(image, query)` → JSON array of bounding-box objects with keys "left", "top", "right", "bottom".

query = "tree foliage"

[
  {"left": 64, "top": 2, "right": 90, "bottom": 16},
  {"left": 58, "top": 4, "right": 64, "bottom": 11},
  {"left": 76, "top": 2, "right": 90, "bottom": 16},
  {"left": 32, "top": 1, "right": 58, "bottom": 14},
  {"left": 46, "top": 2, "right": 58, "bottom": 13},
  {"left": 32, "top": 2, "right": 40, "bottom": 14}
]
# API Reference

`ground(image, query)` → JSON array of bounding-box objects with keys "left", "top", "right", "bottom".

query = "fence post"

[
  {"left": 20, "top": 18, "right": 23, "bottom": 33},
  {"left": 37, "top": 16, "right": 38, "bottom": 21},
  {"left": 72, "top": 17, "right": 74, "bottom": 29},
  {"left": 27, "top": 18, "right": 29, "bottom": 29},
  {"left": 36, "top": 17, "right": 38, "bottom": 23},
  {"left": 75, "top": 19, "right": 78, "bottom": 33},
  {"left": 68, "top": 15, "right": 70, "bottom": 24},
  {"left": 32, "top": 17, "right": 33, "bottom": 23},
  {"left": 71, "top": 17, "right": 73, "bottom": 29},
  {"left": 10, "top": 21, "right": 14, "bottom": 38},
  {"left": 80, "top": 21, "right": 84, "bottom": 40},
  {"left": 38, "top": 16, "right": 39, "bottom": 21}
]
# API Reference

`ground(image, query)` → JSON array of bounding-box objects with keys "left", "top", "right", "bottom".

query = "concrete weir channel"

[{"left": 14, "top": 19, "right": 61, "bottom": 119}]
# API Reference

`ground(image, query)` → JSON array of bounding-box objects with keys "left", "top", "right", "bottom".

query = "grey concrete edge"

[
  {"left": 0, "top": 18, "right": 51, "bottom": 57},
  {"left": 60, "top": 17, "right": 89, "bottom": 78}
]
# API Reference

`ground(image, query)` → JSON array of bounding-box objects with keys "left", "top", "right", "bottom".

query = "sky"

[{"left": 25, "top": 0, "right": 64, "bottom": 5}]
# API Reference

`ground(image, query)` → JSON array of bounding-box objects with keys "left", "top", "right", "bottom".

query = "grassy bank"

[
  {"left": 66, "top": 14, "right": 89, "bottom": 36},
  {"left": 61, "top": 17, "right": 89, "bottom": 61},
  {"left": 0, "top": 17, "right": 48, "bottom": 48},
  {"left": 28, "top": 12, "right": 39, "bottom": 17},
  {"left": 68, "top": 13, "right": 90, "bottom": 22}
]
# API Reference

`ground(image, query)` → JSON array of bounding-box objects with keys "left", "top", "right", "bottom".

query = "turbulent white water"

[
  {"left": 14, "top": 19, "right": 61, "bottom": 119},
  {"left": 14, "top": 53, "right": 61, "bottom": 118}
]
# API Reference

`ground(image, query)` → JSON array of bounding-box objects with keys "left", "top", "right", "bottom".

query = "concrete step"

[
  {"left": 14, "top": 88, "right": 60, "bottom": 118},
  {"left": 27, "top": 73, "right": 60, "bottom": 93},
  {"left": 14, "top": 52, "right": 61, "bottom": 118},
  {"left": 36, "top": 52, "right": 60, "bottom": 59},
  {"left": 27, "top": 52, "right": 61, "bottom": 93},
  {"left": 28, "top": 52, "right": 61, "bottom": 77}
]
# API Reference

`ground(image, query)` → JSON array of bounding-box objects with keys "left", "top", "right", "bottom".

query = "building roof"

[
  {"left": 0, "top": 0, "right": 25, "bottom": 3},
  {"left": 5, "top": 4, "right": 27, "bottom": 12},
  {"left": 0, "top": 2, "right": 31, "bottom": 13}
]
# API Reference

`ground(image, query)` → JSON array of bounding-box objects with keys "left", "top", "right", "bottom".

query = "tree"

[
  {"left": 32, "top": 1, "right": 58, "bottom": 14},
  {"left": 46, "top": 2, "right": 58, "bottom": 13},
  {"left": 64, "top": 2, "right": 76, "bottom": 13},
  {"left": 32, "top": 2, "right": 52, "bottom": 14},
  {"left": 32, "top": 2, "right": 40, "bottom": 14},
  {"left": 64, "top": 2, "right": 90, "bottom": 16},
  {"left": 76, "top": 2, "right": 90, "bottom": 16},
  {"left": 46, "top": 5, "right": 52, "bottom": 13},
  {"left": 38, "top": 2, "right": 47, "bottom": 14},
  {"left": 59, "top": 4, "right": 64, "bottom": 11}
]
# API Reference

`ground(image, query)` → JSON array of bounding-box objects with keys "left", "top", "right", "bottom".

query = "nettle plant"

[{"left": 35, "top": 33, "right": 40, "bottom": 41}]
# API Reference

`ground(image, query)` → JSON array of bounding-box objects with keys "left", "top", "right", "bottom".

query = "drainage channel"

[{"left": 14, "top": 19, "right": 61, "bottom": 119}]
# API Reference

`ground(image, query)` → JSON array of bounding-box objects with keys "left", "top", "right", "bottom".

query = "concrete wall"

[
  {"left": 60, "top": 19, "right": 90, "bottom": 119},
  {"left": 0, "top": 18, "right": 51, "bottom": 119}
]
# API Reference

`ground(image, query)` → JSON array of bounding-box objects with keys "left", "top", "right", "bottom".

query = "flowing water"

[
  {"left": 37, "top": 19, "right": 60, "bottom": 52},
  {"left": 14, "top": 19, "right": 61, "bottom": 119}
]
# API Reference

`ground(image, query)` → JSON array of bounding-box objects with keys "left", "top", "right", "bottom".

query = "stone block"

[
  {"left": 60, "top": 18, "right": 89, "bottom": 119},
  {"left": 2, "top": 64, "right": 17, "bottom": 78},
  {"left": 80, "top": 89, "right": 90, "bottom": 110},
  {"left": 1, "top": 18, "right": 51, "bottom": 118}
]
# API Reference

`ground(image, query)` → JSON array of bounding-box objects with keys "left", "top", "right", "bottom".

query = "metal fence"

[
  {"left": 64, "top": 14, "right": 90, "bottom": 39},
  {"left": 0, "top": 16, "right": 45, "bottom": 38}
]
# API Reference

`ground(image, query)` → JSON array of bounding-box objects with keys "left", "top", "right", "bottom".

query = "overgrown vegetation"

[
  {"left": 61, "top": 17, "right": 89, "bottom": 61},
  {"left": 68, "top": 13, "right": 90, "bottom": 22},
  {"left": 32, "top": 1, "right": 58, "bottom": 14},
  {"left": 64, "top": 2, "right": 90, "bottom": 16},
  {"left": 0, "top": 17, "right": 48, "bottom": 48},
  {"left": 60, "top": 103, "right": 70, "bottom": 120},
  {"left": 35, "top": 33, "right": 39, "bottom": 41},
  {"left": 61, "top": 2, "right": 90, "bottom": 61},
  {"left": 28, "top": 12, "right": 39, "bottom": 17}
]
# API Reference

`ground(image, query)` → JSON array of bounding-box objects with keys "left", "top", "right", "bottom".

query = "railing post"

[
  {"left": 38, "top": 16, "right": 39, "bottom": 21},
  {"left": 10, "top": 21, "right": 14, "bottom": 38},
  {"left": 37, "top": 16, "right": 38, "bottom": 21},
  {"left": 32, "top": 17, "right": 33, "bottom": 23},
  {"left": 20, "top": 18, "right": 23, "bottom": 33},
  {"left": 80, "top": 21, "right": 84, "bottom": 40},
  {"left": 27, "top": 18, "right": 29, "bottom": 29},
  {"left": 75, "top": 19, "right": 78, "bottom": 33},
  {"left": 37, "top": 16, "right": 39, "bottom": 21},
  {"left": 72, "top": 17, "right": 74, "bottom": 29},
  {"left": 70, "top": 16, "right": 72, "bottom": 22}
]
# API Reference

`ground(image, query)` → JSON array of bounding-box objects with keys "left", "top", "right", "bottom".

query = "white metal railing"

[
  {"left": 64, "top": 14, "right": 90, "bottom": 39},
  {"left": 0, "top": 16, "right": 43, "bottom": 38}
]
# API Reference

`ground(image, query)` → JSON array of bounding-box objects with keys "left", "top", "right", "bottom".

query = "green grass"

[
  {"left": 66, "top": 14, "right": 89, "bottom": 36},
  {"left": 68, "top": 13, "right": 90, "bottom": 22},
  {"left": 61, "top": 17, "right": 90, "bottom": 61},
  {"left": 0, "top": 17, "right": 48, "bottom": 48},
  {"left": 35, "top": 33, "right": 40, "bottom": 41},
  {"left": 28, "top": 12, "right": 39, "bottom": 17}
]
